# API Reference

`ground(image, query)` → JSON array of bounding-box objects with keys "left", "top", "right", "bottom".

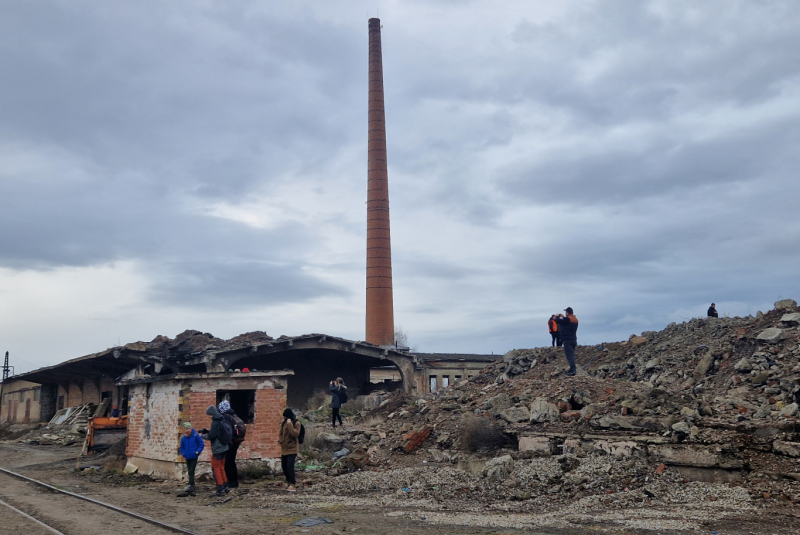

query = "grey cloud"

[{"left": 148, "top": 260, "right": 348, "bottom": 309}]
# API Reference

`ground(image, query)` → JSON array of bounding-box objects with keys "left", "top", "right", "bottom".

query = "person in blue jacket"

[{"left": 179, "top": 421, "right": 204, "bottom": 493}]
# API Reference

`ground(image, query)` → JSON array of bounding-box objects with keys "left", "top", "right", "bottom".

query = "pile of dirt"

[{"left": 321, "top": 298, "right": 800, "bottom": 510}]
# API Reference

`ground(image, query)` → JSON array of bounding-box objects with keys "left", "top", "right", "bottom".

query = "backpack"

[
  {"left": 339, "top": 388, "right": 348, "bottom": 404},
  {"left": 298, "top": 423, "right": 306, "bottom": 445},
  {"left": 218, "top": 417, "right": 233, "bottom": 445},
  {"left": 230, "top": 413, "right": 247, "bottom": 443}
]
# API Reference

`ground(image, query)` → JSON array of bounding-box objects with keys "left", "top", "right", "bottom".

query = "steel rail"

[
  {"left": 0, "top": 466, "right": 203, "bottom": 535},
  {"left": 0, "top": 497, "right": 67, "bottom": 535}
]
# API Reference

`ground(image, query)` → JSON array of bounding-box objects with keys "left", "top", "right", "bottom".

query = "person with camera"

[
  {"left": 329, "top": 377, "right": 347, "bottom": 428},
  {"left": 553, "top": 307, "right": 579, "bottom": 377}
]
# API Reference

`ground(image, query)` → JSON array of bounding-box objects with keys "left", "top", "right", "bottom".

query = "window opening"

[
  {"left": 429, "top": 376, "right": 437, "bottom": 392},
  {"left": 442, "top": 375, "right": 450, "bottom": 388},
  {"left": 216, "top": 390, "right": 256, "bottom": 424}
]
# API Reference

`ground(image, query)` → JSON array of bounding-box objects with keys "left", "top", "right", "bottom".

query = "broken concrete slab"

[
  {"left": 482, "top": 454, "right": 514, "bottom": 482},
  {"left": 773, "top": 440, "right": 800, "bottom": 457},
  {"left": 593, "top": 440, "right": 639, "bottom": 457},
  {"left": 123, "top": 461, "right": 139, "bottom": 474},
  {"left": 757, "top": 327, "right": 785, "bottom": 343},
  {"left": 518, "top": 436, "right": 552, "bottom": 454},
  {"left": 774, "top": 299, "right": 797, "bottom": 309},
  {"left": 529, "top": 398, "right": 558, "bottom": 423},
  {"left": 650, "top": 445, "right": 743, "bottom": 469}
]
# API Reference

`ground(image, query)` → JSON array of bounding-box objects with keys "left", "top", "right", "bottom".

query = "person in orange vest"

[
  {"left": 554, "top": 307, "right": 579, "bottom": 377},
  {"left": 547, "top": 315, "right": 562, "bottom": 347}
]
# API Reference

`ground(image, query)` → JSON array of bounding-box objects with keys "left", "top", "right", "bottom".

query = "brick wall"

[
  {"left": 67, "top": 382, "right": 82, "bottom": 406},
  {"left": 127, "top": 382, "right": 182, "bottom": 462},
  {"left": 82, "top": 378, "right": 101, "bottom": 405}
]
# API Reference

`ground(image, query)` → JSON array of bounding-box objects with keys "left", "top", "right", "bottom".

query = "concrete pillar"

[{"left": 366, "top": 17, "right": 395, "bottom": 346}]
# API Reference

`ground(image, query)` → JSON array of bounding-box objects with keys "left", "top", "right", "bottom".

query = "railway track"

[{"left": 0, "top": 466, "right": 203, "bottom": 535}]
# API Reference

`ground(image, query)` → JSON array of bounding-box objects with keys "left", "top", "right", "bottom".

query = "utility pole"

[{"left": 2, "top": 351, "right": 9, "bottom": 381}]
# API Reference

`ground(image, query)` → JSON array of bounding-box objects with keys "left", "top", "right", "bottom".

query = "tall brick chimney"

[{"left": 365, "top": 18, "right": 395, "bottom": 347}]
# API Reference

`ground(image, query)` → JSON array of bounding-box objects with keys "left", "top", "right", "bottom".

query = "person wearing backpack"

[
  {"left": 329, "top": 377, "right": 347, "bottom": 428},
  {"left": 218, "top": 400, "right": 245, "bottom": 489},
  {"left": 278, "top": 408, "right": 302, "bottom": 492},
  {"left": 200, "top": 405, "right": 230, "bottom": 496}
]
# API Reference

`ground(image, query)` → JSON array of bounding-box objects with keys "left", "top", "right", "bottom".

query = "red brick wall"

[
  {"left": 82, "top": 379, "right": 101, "bottom": 405},
  {"left": 67, "top": 382, "right": 82, "bottom": 406}
]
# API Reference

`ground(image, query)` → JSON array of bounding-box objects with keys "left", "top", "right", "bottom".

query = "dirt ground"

[{"left": 0, "top": 443, "right": 798, "bottom": 535}]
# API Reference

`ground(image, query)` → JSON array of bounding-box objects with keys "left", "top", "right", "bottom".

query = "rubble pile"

[
  {"left": 122, "top": 329, "right": 276, "bottom": 361},
  {"left": 315, "top": 299, "right": 800, "bottom": 511}
]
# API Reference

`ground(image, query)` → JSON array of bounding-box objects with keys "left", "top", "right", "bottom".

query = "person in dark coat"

[
  {"left": 200, "top": 405, "right": 229, "bottom": 496},
  {"left": 554, "top": 307, "right": 579, "bottom": 377},
  {"left": 278, "top": 408, "right": 301, "bottom": 492},
  {"left": 707, "top": 303, "right": 718, "bottom": 317},
  {"left": 329, "top": 377, "right": 347, "bottom": 428},
  {"left": 548, "top": 315, "right": 561, "bottom": 347},
  {"left": 218, "top": 400, "right": 241, "bottom": 489}
]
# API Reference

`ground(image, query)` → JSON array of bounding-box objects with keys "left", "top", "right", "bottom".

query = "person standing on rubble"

[
  {"left": 554, "top": 307, "right": 579, "bottom": 377},
  {"left": 178, "top": 421, "right": 204, "bottom": 493},
  {"left": 278, "top": 408, "right": 301, "bottom": 492},
  {"left": 548, "top": 315, "right": 561, "bottom": 347},
  {"left": 200, "top": 405, "right": 229, "bottom": 497},
  {"left": 329, "top": 377, "right": 347, "bottom": 428},
  {"left": 707, "top": 303, "right": 718, "bottom": 318},
  {"left": 218, "top": 400, "right": 242, "bottom": 489}
]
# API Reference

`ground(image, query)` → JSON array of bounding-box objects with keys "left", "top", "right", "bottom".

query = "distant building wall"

[
  {"left": 416, "top": 361, "right": 488, "bottom": 393},
  {"left": 1, "top": 380, "right": 42, "bottom": 424}
]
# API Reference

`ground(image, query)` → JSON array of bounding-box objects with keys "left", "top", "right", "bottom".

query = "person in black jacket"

[
  {"left": 329, "top": 378, "right": 347, "bottom": 428},
  {"left": 554, "top": 307, "right": 579, "bottom": 377},
  {"left": 707, "top": 303, "right": 718, "bottom": 318},
  {"left": 218, "top": 400, "right": 241, "bottom": 489}
]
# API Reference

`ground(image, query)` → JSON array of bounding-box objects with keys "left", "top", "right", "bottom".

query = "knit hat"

[
  {"left": 183, "top": 422, "right": 192, "bottom": 429},
  {"left": 218, "top": 400, "right": 231, "bottom": 413},
  {"left": 282, "top": 408, "right": 295, "bottom": 420}
]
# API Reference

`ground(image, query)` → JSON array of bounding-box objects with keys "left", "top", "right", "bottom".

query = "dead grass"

[
  {"left": 299, "top": 424, "right": 340, "bottom": 462},
  {"left": 459, "top": 416, "right": 508, "bottom": 452},
  {"left": 238, "top": 462, "right": 275, "bottom": 480},
  {"left": 340, "top": 395, "right": 367, "bottom": 416},
  {"left": 354, "top": 413, "right": 385, "bottom": 428},
  {"left": 306, "top": 389, "right": 331, "bottom": 412}
]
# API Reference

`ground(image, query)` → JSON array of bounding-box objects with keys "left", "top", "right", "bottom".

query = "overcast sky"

[{"left": 2, "top": 0, "right": 798, "bottom": 375}]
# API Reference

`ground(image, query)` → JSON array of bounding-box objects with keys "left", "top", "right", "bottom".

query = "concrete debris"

[
  {"left": 529, "top": 398, "right": 559, "bottom": 423},
  {"left": 482, "top": 455, "right": 514, "bottom": 482},
  {"left": 123, "top": 461, "right": 139, "bottom": 474},
  {"left": 324, "top": 298, "right": 800, "bottom": 510}
]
